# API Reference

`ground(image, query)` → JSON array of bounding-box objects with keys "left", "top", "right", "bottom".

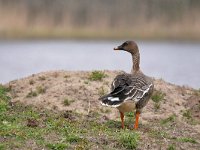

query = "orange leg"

[
  {"left": 134, "top": 112, "right": 140, "bottom": 129},
  {"left": 120, "top": 112, "right": 125, "bottom": 129}
]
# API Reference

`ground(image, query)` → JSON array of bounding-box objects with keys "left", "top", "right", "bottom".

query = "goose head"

[{"left": 114, "top": 41, "right": 139, "bottom": 54}]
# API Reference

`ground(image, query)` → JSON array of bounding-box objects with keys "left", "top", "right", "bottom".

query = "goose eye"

[{"left": 122, "top": 42, "right": 128, "bottom": 47}]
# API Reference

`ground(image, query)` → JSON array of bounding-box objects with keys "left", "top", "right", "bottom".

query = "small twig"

[
  {"left": 87, "top": 99, "right": 91, "bottom": 115},
  {"left": 84, "top": 90, "right": 91, "bottom": 115}
]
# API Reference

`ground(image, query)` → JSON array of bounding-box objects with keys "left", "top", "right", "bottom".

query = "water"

[{"left": 0, "top": 40, "right": 200, "bottom": 89}]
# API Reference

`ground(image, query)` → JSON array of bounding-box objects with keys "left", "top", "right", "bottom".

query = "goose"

[{"left": 99, "top": 41, "right": 154, "bottom": 129}]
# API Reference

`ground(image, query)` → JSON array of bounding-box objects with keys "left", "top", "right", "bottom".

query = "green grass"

[
  {"left": 65, "top": 133, "right": 82, "bottom": 143},
  {"left": 149, "top": 129, "right": 169, "bottom": 139},
  {"left": 89, "top": 71, "right": 107, "bottom": 81},
  {"left": 100, "top": 108, "right": 111, "bottom": 113},
  {"left": 154, "top": 103, "right": 161, "bottom": 111},
  {"left": 29, "top": 79, "right": 35, "bottom": 85},
  {"left": 63, "top": 99, "right": 70, "bottom": 106},
  {"left": 46, "top": 143, "right": 69, "bottom": 150},
  {"left": 193, "top": 89, "right": 200, "bottom": 96},
  {"left": 63, "top": 98, "right": 75, "bottom": 106},
  {"left": 151, "top": 90, "right": 166, "bottom": 111},
  {"left": 0, "top": 144, "right": 5, "bottom": 150},
  {"left": 84, "top": 80, "right": 89, "bottom": 84},
  {"left": 38, "top": 76, "right": 46, "bottom": 81},
  {"left": 98, "top": 86, "right": 107, "bottom": 96},
  {"left": 26, "top": 90, "right": 38, "bottom": 98},
  {"left": 160, "top": 114, "right": 176, "bottom": 125},
  {"left": 26, "top": 86, "right": 46, "bottom": 98},
  {"left": 177, "top": 137, "right": 197, "bottom": 144},
  {"left": 64, "top": 75, "right": 70, "bottom": 79},
  {"left": 0, "top": 85, "right": 10, "bottom": 101},
  {"left": 36, "top": 86, "right": 46, "bottom": 94},
  {"left": 119, "top": 130, "right": 139, "bottom": 149},
  {"left": 148, "top": 125, "right": 198, "bottom": 145},
  {"left": 125, "top": 112, "right": 134, "bottom": 118},
  {"left": 167, "top": 144, "right": 176, "bottom": 150},
  {"left": 182, "top": 109, "right": 192, "bottom": 120},
  {"left": 151, "top": 90, "right": 165, "bottom": 103},
  {"left": 182, "top": 109, "right": 200, "bottom": 125},
  {"left": 0, "top": 85, "right": 10, "bottom": 113}
]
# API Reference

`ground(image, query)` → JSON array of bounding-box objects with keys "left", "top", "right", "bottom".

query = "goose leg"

[
  {"left": 120, "top": 112, "right": 125, "bottom": 129},
  {"left": 134, "top": 112, "right": 140, "bottom": 129}
]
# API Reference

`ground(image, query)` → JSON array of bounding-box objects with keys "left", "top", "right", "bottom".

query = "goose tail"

[{"left": 99, "top": 93, "right": 123, "bottom": 107}]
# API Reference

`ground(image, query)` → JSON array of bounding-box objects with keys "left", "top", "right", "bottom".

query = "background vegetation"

[{"left": 0, "top": 0, "right": 200, "bottom": 40}]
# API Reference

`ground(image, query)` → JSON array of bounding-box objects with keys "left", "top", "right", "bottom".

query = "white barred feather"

[{"left": 100, "top": 73, "right": 153, "bottom": 107}]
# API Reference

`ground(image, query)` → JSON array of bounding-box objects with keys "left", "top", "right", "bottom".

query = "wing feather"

[{"left": 100, "top": 73, "right": 153, "bottom": 107}]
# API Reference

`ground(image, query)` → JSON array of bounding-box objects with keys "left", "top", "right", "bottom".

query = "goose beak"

[
  {"left": 114, "top": 45, "right": 123, "bottom": 50},
  {"left": 114, "top": 47, "right": 119, "bottom": 50}
]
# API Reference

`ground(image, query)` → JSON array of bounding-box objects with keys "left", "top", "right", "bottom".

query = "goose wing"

[{"left": 100, "top": 73, "right": 152, "bottom": 107}]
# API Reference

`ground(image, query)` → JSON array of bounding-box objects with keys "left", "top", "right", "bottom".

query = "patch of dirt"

[
  {"left": 185, "top": 95, "right": 200, "bottom": 119},
  {"left": 27, "top": 118, "right": 39, "bottom": 127},
  {"left": 62, "top": 110, "right": 77, "bottom": 122}
]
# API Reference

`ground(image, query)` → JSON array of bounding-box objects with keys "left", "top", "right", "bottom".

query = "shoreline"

[{"left": 1, "top": 30, "right": 200, "bottom": 41}]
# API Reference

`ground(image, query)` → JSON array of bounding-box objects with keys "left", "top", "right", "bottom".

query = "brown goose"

[{"left": 99, "top": 41, "right": 154, "bottom": 129}]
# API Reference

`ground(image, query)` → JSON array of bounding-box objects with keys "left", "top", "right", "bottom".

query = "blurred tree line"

[{"left": 0, "top": 0, "right": 199, "bottom": 39}]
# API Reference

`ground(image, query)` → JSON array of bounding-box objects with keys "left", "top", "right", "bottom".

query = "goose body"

[
  {"left": 101, "top": 73, "right": 153, "bottom": 109},
  {"left": 99, "top": 41, "right": 154, "bottom": 129}
]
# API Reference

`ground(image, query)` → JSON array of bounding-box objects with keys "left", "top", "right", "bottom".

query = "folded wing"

[{"left": 99, "top": 73, "right": 152, "bottom": 107}]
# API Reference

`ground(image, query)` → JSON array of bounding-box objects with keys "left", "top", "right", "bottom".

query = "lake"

[{"left": 0, "top": 40, "right": 200, "bottom": 89}]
